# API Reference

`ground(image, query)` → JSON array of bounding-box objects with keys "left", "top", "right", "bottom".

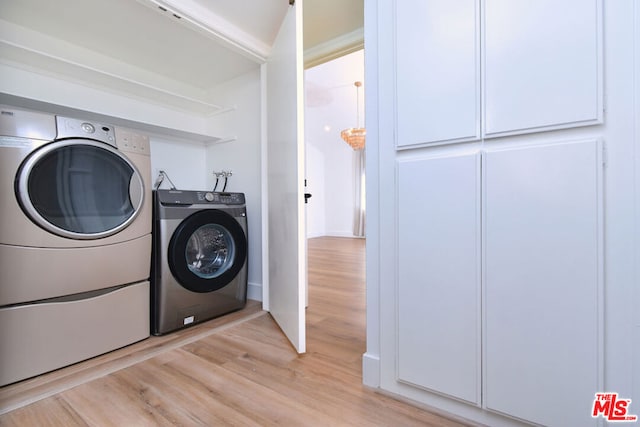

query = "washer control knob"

[
  {"left": 204, "top": 192, "right": 215, "bottom": 202},
  {"left": 81, "top": 123, "right": 95, "bottom": 134}
]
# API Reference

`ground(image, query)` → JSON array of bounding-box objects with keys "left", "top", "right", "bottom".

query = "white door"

[{"left": 264, "top": 1, "right": 306, "bottom": 353}]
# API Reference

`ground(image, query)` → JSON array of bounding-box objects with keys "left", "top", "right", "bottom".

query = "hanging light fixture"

[{"left": 341, "top": 81, "right": 365, "bottom": 150}]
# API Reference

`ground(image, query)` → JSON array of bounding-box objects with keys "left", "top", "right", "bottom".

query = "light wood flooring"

[{"left": 0, "top": 237, "right": 472, "bottom": 426}]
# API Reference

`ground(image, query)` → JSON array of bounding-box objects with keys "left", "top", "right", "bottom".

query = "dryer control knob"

[
  {"left": 204, "top": 192, "right": 215, "bottom": 202},
  {"left": 81, "top": 123, "right": 95, "bottom": 134}
]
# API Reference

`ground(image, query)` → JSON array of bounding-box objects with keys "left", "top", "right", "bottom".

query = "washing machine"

[
  {"left": 0, "top": 105, "right": 151, "bottom": 386},
  {"left": 152, "top": 189, "right": 248, "bottom": 335}
]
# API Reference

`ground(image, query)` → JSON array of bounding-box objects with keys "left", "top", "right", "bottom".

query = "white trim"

[
  {"left": 246, "top": 282, "right": 262, "bottom": 302},
  {"left": 362, "top": 0, "right": 382, "bottom": 390},
  {"left": 362, "top": 353, "right": 380, "bottom": 387},
  {"left": 260, "top": 64, "right": 269, "bottom": 312},
  {"left": 205, "top": 136, "right": 237, "bottom": 146},
  {"left": 304, "top": 28, "right": 364, "bottom": 69},
  {"left": 324, "top": 231, "right": 359, "bottom": 238},
  {"left": 306, "top": 231, "right": 325, "bottom": 239}
]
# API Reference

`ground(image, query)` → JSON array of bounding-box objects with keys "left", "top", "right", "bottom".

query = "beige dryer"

[{"left": 0, "top": 105, "right": 151, "bottom": 386}]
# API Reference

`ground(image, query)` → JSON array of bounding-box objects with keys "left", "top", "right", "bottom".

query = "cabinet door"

[
  {"left": 483, "top": 0, "right": 602, "bottom": 136},
  {"left": 483, "top": 140, "right": 603, "bottom": 426},
  {"left": 397, "top": 153, "right": 481, "bottom": 404},
  {"left": 395, "top": 0, "right": 480, "bottom": 148}
]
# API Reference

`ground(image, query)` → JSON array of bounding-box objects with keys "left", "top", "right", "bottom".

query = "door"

[
  {"left": 168, "top": 209, "right": 248, "bottom": 293},
  {"left": 264, "top": 1, "right": 306, "bottom": 353},
  {"left": 16, "top": 139, "right": 144, "bottom": 240}
]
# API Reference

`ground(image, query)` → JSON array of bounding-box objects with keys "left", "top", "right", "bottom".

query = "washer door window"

[
  {"left": 16, "top": 139, "right": 144, "bottom": 239},
  {"left": 169, "top": 210, "right": 247, "bottom": 293}
]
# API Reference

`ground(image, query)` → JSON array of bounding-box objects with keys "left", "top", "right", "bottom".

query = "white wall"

[
  {"left": 304, "top": 50, "right": 364, "bottom": 238},
  {"left": 304, "top": 142, "right": 326, "bottom": 236},
  {"left": 150, "top": 138, "right": 207, "bottom": 190},
  {"left": 205, "top": 69, "right": 263, "bottom": 301}
]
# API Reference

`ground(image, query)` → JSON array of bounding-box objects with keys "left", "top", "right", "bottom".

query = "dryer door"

[
  {"left": 16, "top": 138, "right": 144, "bottom": 240},
  {"left": 168, "top": 209, "right": 247, "bottom": 293}
]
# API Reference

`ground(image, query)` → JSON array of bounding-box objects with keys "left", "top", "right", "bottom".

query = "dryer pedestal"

[{"left": 0, "top": 281, "right": 149, "bottom": 386}]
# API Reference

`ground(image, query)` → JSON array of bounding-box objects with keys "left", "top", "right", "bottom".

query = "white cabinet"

[
  {"left": 394, "top": 0, "right": 602, "bottom": 147},
  {"left": 483, "top": 0, "right": 603, "bottom": 136},
  {"left": 393, "top": 141, "right": 604, "bottom": 425},
  {"left": 483, "top": 140, "right": 603, "bottom": 426},
  {"left": 395, "top": 0, "right": 480, "bottom": 148},
  {"left": 369, "top": 0, "right": 637, "bottom": 426},
  {"left": 397, "top": 153, "right": 481, "bottom": 404}
]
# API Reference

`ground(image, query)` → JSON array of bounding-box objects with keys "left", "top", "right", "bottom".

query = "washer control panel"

[
  {"left": 157, "top": 189, "right": 245, "bottom": 206},
  {"left": 197, "top": 191, "right": 245, "bottom": 205}
]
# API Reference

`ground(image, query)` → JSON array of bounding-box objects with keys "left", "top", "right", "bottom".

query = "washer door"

[
  {"left": 16, "top": 138, "right": 144, "bottom": 240},
  {"left": 168, "top": 209, "right": 247, "bottom": 293}
]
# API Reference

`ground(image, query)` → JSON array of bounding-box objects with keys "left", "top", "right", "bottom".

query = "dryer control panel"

[{"left": 56, "top": 116, "right": 116, "bottom": 146}]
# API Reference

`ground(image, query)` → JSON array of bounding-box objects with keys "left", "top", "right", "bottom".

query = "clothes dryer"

[
  {"left": 152, "top": 189, "right": 248, "bottom": 335},
  {"left": 0, "top": 105, "right": 151, "bottom": 386}
]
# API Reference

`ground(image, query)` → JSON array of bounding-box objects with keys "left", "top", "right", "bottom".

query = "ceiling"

[
  {"left": 303, "top": 0, "right": 364, "bottom": 52},
  {"left": 0, "top": 0, "right": 364, "bottom": 114}
]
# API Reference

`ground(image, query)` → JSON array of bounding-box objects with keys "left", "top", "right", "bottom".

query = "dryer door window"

[
  {"left": 169, "top": 209, "right": 247, "bottom": 293},
  {"left": 16, "top": 139, "right": 144, "bottom": 239}
]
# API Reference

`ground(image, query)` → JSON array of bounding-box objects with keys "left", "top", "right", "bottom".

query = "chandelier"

[{"left": 341, "top": 81, "right": 365, "bottom": 150}]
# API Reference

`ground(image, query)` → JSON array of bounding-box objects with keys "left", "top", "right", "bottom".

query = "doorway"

[
  {"left": 303, "top": 49, "right": 365, "bottom": 240},
  {"left": 303, "top": 50, "right": 366, "bottom": 359}
]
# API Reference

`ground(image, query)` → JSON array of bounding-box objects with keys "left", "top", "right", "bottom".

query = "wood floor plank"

[
  {"left": 0, "top": 396, "right": 87, "bottom": 427},
  {"left": 112, "top": 356, "right": 261, "bottom": 426},
  {"left": 164, "top": 349, "right": 336, "bottom": 426},
  {"left": 0, "top": 237, "right": 475, "bottom": 427}
]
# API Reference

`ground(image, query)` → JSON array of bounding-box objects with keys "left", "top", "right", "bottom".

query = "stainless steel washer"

[{"left": 151, "top": 189, "right": 248, "bottom": 335}]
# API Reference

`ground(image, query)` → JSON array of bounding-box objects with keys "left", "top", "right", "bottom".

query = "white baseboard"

[
  {"left": 362, "top": 352, "right": 380, "bottom": 388},
  {"left": 306, "top": 231, "right": 325, "bottom": 239},
  {"left": 326, "top": 231, "right": 358, "bottom": 238},
  {"left": 247, "top": 281, "right": 262, "bottom": 302},
  {"left": 308, "top": 232, "right": 362, "bottom": 239}
]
